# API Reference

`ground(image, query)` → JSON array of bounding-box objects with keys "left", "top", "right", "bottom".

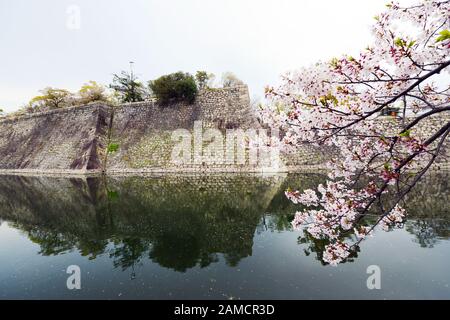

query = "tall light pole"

[{"left": 129, "top": 61, "right": 135, "bottom": 80}]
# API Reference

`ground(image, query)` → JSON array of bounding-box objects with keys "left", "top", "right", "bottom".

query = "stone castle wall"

[
  {"left": 0, "top": 85, "right": 448, "bottom": 174},
  {"left": 0, "top": 86, "right": 266, "bottom": 174},
  {"left": 106, "top": 85, "right": 263, "bottom": 172},
  {"left": 0, "top": 103, "right": 112, "bottom": 174},
  {"left": 372, "top": 113, "right": 450, "bottom": 167},
  {"left": 281, "top": 112, "right": 450, "bottom": 171}
]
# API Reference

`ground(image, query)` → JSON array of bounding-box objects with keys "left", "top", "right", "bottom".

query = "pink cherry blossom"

[
  {"left": 262, "top": 0, "right": 450, "bottom": 265},
  {"left": 322, "top": 242, "right": 351, "bottom": 266}
]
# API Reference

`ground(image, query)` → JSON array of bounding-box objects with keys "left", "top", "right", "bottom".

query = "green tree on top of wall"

[
  {"left": 110, "top": 70, "right": 147, "bottom": 103},
  {"left": 221, "top": 72, "right": 244, "bottom": 87},
  {"left": 78, "top": 81, "right": 112, "bottom": 105},
  {"left": 28, "top": 87, "right": 74, "bottom": 112},
  {"left": 149, "top": 72, "right": 198, "bottom": 105},
  {"left": 24, "top": 83, "right": 114, "bottom": 114},
  {"left": 195, "top": 71, "right": 215, "bottom": 89}
]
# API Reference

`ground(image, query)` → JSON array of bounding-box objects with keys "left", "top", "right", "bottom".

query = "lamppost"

[{"left": 129, "top": 61, "right": 135, "bottom": 80}]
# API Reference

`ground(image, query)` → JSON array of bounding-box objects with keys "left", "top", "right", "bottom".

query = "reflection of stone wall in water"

[
  {"left": 0, "top": 172, "right": 447, "bottom": 269},
  {"left": 259, "top": 172, "right": 450, "bottom": 250},
  {"left": 403, "top": 171, "right": 450, "bottom": 248},
  {"left": 403, "top": 171, "right": 450, "bottom": 218},
  {"left": 265, "top": 172, "right": 450, "bottom": 219},
  {"left": 0, "top": 174, "right": 284, "bottom": 271}
]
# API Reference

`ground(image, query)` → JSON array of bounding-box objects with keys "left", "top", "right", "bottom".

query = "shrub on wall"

[
  {"left": 23, "top": 83, "right": 115, "bottom": 115},
  {"left": 110, "top": 71, "right": 147, "bottom": 103},
  {"left": 195, "top": 71, "right": 215, "bottom": 89},
  {"left": 221, "top": 72, "right": 244, "bottom": 87},
  {"left": 107, "top": 143, "right": 119, "bottom": 153},
  {"left": 78, "top": 81, "right": 111, "bottom": 105},
  {"left": 149, "top": 72, "right": 198, "bottom": 105},
  {"left": 28, "top": 87, "right": 75, "bottom": 112}
]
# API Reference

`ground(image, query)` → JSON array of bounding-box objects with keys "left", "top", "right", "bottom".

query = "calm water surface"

[{"left": 0, "top": 173, "right": 448, "bottom": 299}]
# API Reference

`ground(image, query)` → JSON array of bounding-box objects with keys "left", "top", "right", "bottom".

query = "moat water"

[{"left": 0, "top": 173, "right": 449, "bottom": 299}]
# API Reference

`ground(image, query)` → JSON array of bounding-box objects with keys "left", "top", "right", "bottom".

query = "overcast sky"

[{"left": 0, "top": 0, "right": 408, "bottom": 112}]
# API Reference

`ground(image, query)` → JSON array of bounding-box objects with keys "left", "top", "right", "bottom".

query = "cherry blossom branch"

[
  {"left": 333, "top": 60, "right": 450, "bottom": 133},
  {"left": 265, "top": 0, "right": 450, "bottom": 266}
]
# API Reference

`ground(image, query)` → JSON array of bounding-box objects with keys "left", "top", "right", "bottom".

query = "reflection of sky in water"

[{"left": 0, "top": 173, "right": 448, "bottom": 299}]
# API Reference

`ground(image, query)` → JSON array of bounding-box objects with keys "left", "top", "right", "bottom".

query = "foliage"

[
  {"left": 110, "top": 71, "right": 147, "bottom": 103},
  {"left": 13, "top": 82, "right": 117, "bottom": 116},
  {"left": 149, "top": 72, "right": 198, "bottom": 105},
  {"left": 263, "top": 0, "right": 450, "bottom": 266},
  {"left": 28, "top": 87, "right": 74, "bottom": 112},
  {"left": 436, "top": 29, "right": 450, "bottom": 43},
  {"left": 107, "top": 143, "right": 120, "bottom": 153},
  {"left": 77, "top": 81, "right": 110, "bottom": 104},
  {"left": 195, "top": 71, "right": 214, "bottom": 89},
  {"left": 107, "top": 190, "right": 119, "bottom": 200},
  {"left": 221, "top": 72, "right": 244, "bottom": 87}
]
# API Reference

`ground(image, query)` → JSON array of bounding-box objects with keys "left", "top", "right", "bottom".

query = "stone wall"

[
  {"left": 371, "top": 112, "right": 450, "bottom": 168},
  {"left": 281, "top": 112, "right": 450, "bottom": 170},
  {"left": 0, "top": 103, "right": 112, "bottom": 174},
  {"left": 106, "top": 85, "right": 265, "bottom": 173},
  {"left": 0, "top": 85, "right": 448, "bottom": 174},
  {"left": 196, "top": 86, "right": 256, "bottom": 129}
]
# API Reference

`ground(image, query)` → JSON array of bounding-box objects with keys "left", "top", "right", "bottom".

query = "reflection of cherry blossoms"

[
  {"left": 262, "top": 0, "right": 450, "bottom": 266},
  {"left": 323, "top": 242, "right": 351, "bottom": 266},
  {"left": 380, "top": 204, "right": 406, "bottom": 231}
]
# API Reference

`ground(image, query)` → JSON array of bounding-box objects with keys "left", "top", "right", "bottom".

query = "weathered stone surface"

[
  {"left": 281, "top": 112, "right": 450, "bottom": 170},
  {"left": 0, "top": 85, "right": 448, "bottom": 174},
  {"left": 106, "top": 85, "right": 263, "bottom": 172},
  {"left": 0, "top": 104, "right": 112, "bottom": 173}
]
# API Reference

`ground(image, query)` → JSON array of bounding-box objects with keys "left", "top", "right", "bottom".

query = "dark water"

[{"left": 0, "top": 173, "right": 449, "bottom": 299}]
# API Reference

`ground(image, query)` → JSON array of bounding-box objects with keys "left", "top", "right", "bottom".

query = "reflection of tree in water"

[
  {"left": 402, "top": 172, "right": 450, "bottom": 249},
  {"left": 406, "top": 219, "right": 450, "bottom": 248},
  {"left": 109, "top": 238, "right": 149, "bottom": 271},
  {"left": 298, "top": 232, "right": 361, "bottom": 265},
  {"left": 0, "top": 174, "right": 283, "bottom": 273},
  {"left": 0, "top": 171, "right": 447, "bottom": 270},
  {"left": 148, "top": 234, "right": 218, "bottom": 272},
  {"left": 259, "top": 171, "right": 449, "bottom": 264},
  {"left": 26, "top": 227, "right": 77, "bottom": 256}
]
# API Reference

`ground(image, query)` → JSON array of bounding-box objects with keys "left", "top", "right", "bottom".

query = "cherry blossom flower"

[
  {"left": 285, "top": 189, "right": 319, "bottom": 206},
  {"left": 322, "top": 242, "right": 351, "bottom": 266},
  {"left": 380, "top": 204, "right": 407, "bottom": 231},
  {"left": 354, "top": 226, "right": 373, "bottom": 239},
  {"left": 262, "top": 0, "right": 450, "bottom": 265}
]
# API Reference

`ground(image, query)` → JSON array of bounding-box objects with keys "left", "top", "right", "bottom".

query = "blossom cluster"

[
  {"left": 380, "top": 204, "right": 407, "bottom": 231},
  {"left": 263, "top": 0, "right": 450, "bottom": 266},
  {"left": 322, "top": 242, "right": 351, "bottom": 266}
]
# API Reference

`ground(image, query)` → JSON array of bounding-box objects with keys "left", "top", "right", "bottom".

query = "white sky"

[{"left": 0, "top": 0, "right": 412, "bottom": 112}]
